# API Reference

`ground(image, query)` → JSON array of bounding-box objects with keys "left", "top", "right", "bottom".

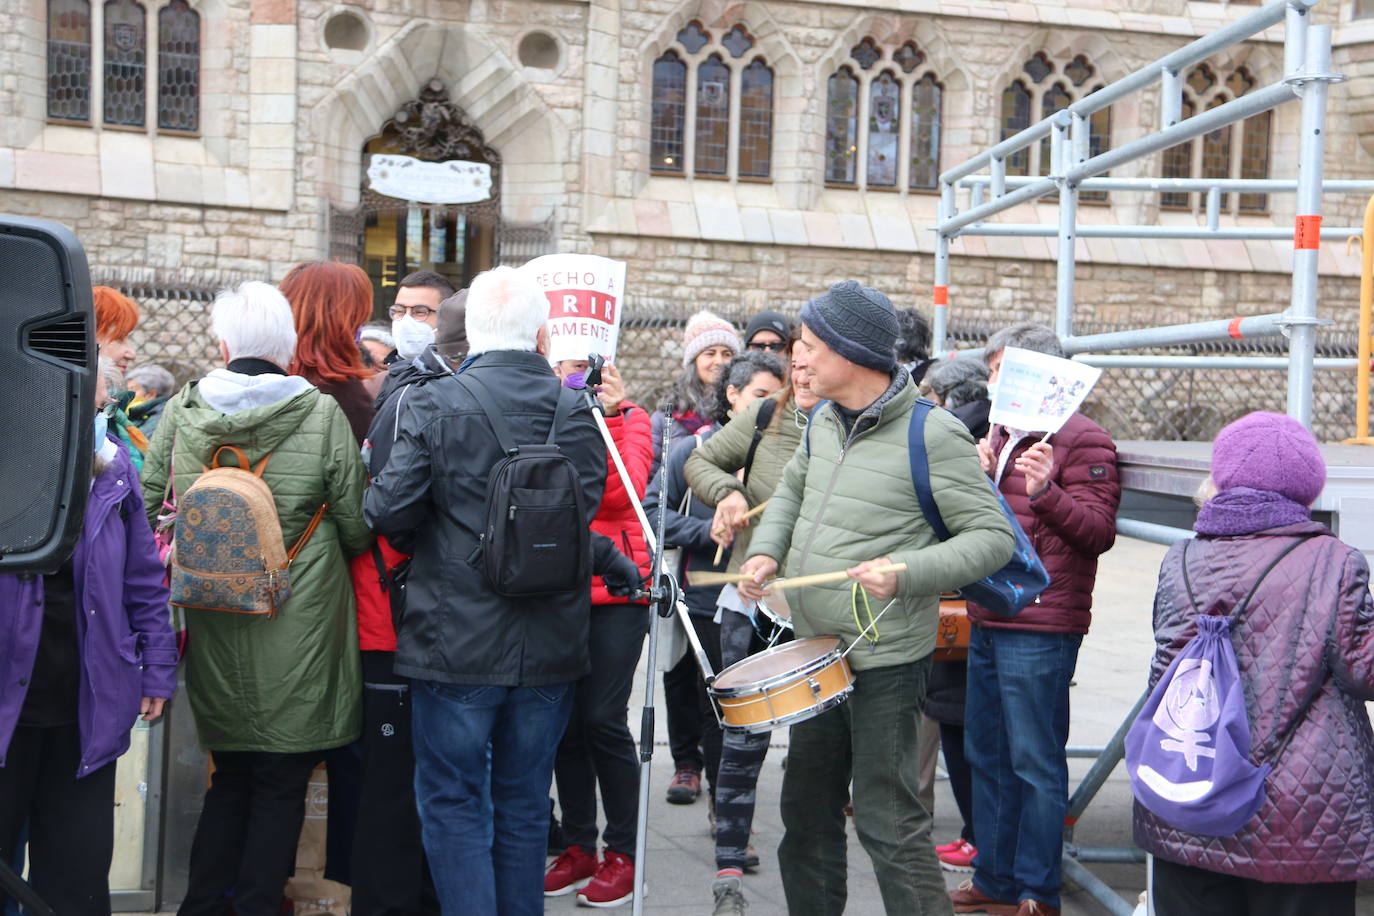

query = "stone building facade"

[{"left": 1, "top": 0, "right": 1372, "bottom": 436}]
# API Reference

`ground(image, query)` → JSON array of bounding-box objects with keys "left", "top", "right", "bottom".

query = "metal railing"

[{"left": 932, "top": 0, "right": 1350, "bottom": 430}]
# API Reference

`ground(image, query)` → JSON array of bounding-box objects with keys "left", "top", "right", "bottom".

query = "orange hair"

[
  {"left": 92, "top": 286, "right": 140, "bottom": 344},
  {"left": 279, "top": 261, "right": 373, "bottom": 383}
]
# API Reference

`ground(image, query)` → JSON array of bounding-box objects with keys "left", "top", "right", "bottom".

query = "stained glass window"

[
  {"left": 650, "top": 51, "right": 686, "bottom": 172},
  {"left": 722, "top": 25, "right": 753, "bottom": 59},
  {"left": 1225, "top": 67, "right": 1256, "bottom": 97},
  {"left": 850, "top": 37, "right": 880, "bottom": 70},
  {"left": 1037, "top": 82, "right": 1072, "bottom": 176},
  {"left": 1239, "top": 109, "right": 1271, "bottom": 212},
  {"left": 1083, "top": 91, "right": 1112, "bottom": 202},
  {"left": 48, "top": 0, "right": 92, "bottom": 121},
  {"left": 738, "top": 59, "right": 772, "bottom": 179},
  {"left": 1187, "top": 64, "right": 1216, "bottom": 96},
  {"left": 1001, "top": 80, "right": 1032, "bottom": 175},
  {"left": 1161, "top": 95, "right": 1196, "bottom": 209},
  {"left": 676, "top": 21, "right": 708, "bottom": 54},
  {"left": 894, "top": 41, "right": 924, "bottom": 73},
  {"left": 1065, "top": 55, "right": 1095, "bottom": 87},
  {"left": 694, "top": 54, "right": 730, "bottom": 176},
  {"left": 1023, "top": 52, "right": 1053, "bottom": 84},
  {"left": 103, "top": 0, "right": 146, "bottom": 126},
  {"left": 825, "top": 67, "right": 859, "bottom": 184},
  {"left": 867, "top": 71, "right": 900, "bottom": 187},
  {"left": 157, "top": 0, "right": 198, "bottom": 131},
  {"left": 909, "top": 73, "right": 941, "bottom": 189},
  {"left": 1201, "top": 94, "right": 1232, "bottom": 210}
]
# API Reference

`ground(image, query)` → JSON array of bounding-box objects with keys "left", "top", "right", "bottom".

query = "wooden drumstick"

[
  {"left": 713, "top": 543, "right": 726, "bottom": 567},
  {"left": 770, "top": 562, "right": 908, "bottom": 591},
  {"left": 710, "top": 500, "right": 770, "bottom": 537},
  {"left": 687, "top": 562, "right": 908, "bottom": 591}
]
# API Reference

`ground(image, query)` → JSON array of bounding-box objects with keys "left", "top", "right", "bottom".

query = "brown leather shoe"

[
  {"left": 1015, "top": 900, "right": 1059, "bottom": 916},
  {"left": 949, "top": 880, "right": 1020, "bottom": 915}
]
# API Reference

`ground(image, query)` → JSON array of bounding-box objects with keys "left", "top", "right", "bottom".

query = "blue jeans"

[
  {"left": 411, "top": 680, "right": 574, "bottom": 916},
  {"left": 965, "top": 626, "right": 1081, "bottom": 910}
]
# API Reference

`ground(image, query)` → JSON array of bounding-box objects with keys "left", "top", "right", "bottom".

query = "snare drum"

[
  {"left": 708, "top": 635, "right": 855, "bottom": 734},
  {"left": 751, "top": 593, "right": 793, "bottom": 645}
]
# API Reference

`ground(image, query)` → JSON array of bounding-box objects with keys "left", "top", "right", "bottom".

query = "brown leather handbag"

[{"left": 933, "top": 597, "right": 970, "bottom": 662}]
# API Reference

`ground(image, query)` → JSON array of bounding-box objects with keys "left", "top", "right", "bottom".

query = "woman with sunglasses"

[{"left": 0, "top": 356, "right": 176, "bottom": 916}]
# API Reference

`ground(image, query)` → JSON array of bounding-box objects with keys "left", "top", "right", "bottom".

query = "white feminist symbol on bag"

[{"left": 1154, "top": 658, "right": 1221, "bottom": 772}]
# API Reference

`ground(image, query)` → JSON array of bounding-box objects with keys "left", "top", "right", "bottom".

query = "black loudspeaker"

[{"left": 0, "top": 215, "right": 95, "bottom": 574}]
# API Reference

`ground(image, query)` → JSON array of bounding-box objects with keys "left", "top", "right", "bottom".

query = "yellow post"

[{"left": 1343, "top": 193, "right": 1374, "bottom": 446}]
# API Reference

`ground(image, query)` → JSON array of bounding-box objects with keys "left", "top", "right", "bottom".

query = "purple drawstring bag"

[{"left": 1125, "top": 535, "right": 1317, "bottom": 837}]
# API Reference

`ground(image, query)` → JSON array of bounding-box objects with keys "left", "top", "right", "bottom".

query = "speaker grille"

[{"left": 28, "top": 314, "right": 90, "bottom": 367}]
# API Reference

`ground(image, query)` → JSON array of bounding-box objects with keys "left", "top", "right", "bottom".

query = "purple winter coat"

[
  {"left": 1134, "top": 522, "right": 1374, "bottom": 883},
  {"left": 0, "top": 443, "right": 177, "bottom": 778}
]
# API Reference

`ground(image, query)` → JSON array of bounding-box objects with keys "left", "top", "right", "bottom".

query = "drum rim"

[
  {"left": 721, "top": 685, "right": 854, "bottom": 734},
  {"left": 708, "top": 635, "right": 845, "bottom": 697}
]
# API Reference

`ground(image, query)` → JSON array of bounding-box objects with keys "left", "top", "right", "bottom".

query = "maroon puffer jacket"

[
  {"left": 1134, "top": 523, "right": 1374, "bottom": 882},
  {"left": 968, "top": 412, "right": 1120, "bottom": 634}
]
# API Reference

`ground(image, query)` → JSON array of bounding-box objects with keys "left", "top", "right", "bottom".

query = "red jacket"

[
  {"left": 591, "top": 401, "right": 653, "bottom": 606},
  {"left": 968, "top": 412, "right": 1120, "bottom": 634},
  {"left": 351, "top": 537, "right": 407, "bottom": 652}
]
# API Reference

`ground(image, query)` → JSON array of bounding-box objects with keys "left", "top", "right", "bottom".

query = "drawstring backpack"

[{"left": 1125, "top": 534, "right": 1321, "bottom": 836}]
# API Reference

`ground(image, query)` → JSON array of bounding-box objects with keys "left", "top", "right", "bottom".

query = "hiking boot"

[
  {"left": 711, "top": 875, "right": 748, "bottom": 915},
  {"left": 949, "top": 880, "right": 1019, "bottom": 916},
  {"left": 939, "top": 839, "right": 978, "bottom": 872},
  {"left": 545, "top": 845, "right": 597, "bottom": 897},
  {"left": 1016, "top": 900, "right": 1059, "bottom": 916},
  {"left": 576, "top": 850, "right": 635, "bottom": 908},
  {"left": 666, "top": 766, "right": 701, "bottom": 804}
]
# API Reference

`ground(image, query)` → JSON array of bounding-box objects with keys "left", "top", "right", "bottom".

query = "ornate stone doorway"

[{"left": 328, "top": 79, "right": 503, "bottom": 317}]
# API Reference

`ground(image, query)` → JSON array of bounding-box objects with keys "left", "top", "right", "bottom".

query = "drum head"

[
  {"left": 758, "top": 592, "right": 793, "bottom": 626},
  {"left": 713, "top": 635, "right": 842, "bottom": 690}
]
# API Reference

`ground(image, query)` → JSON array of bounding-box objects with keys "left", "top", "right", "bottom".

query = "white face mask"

[
  {"left": 392, "top": 316, "right": 436, "bottom": 360},
  {"left": 985, "top": 378, "right": 999, "bottom": 404}
]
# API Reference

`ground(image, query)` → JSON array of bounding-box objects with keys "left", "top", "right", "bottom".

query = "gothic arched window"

[
  {"left": 738, "top": 58, "right": 773, "bottom": 179},
  {"left": 157, "top": 0, "right": 199, "bottom": 132},
  {"left": 694, "top": 54, "right": 731, "bottom": 175},
  {"left": 1000, "top": 54, "right": 1113, "bottom": 195},
  {"left": 825, "top": 67, "right": 859, "bottom": 184},
  {"left": 650, "top": 51, "right": 687, "bottom": 173},
  {"left": 103, "top": 0, "right": 146, "bottom": 126},
  {"left": 47, "top": 0, "right": 92, "bottom": 121},
  {"left": 1162, "top": 65, "right": 1270, "bottom": 213}
]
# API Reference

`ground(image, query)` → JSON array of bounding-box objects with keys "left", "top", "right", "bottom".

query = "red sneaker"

[
  {"left": 935, "top": 837, "right": 965, "bottom": 856},
  {"left": 545, "top": 845, "right": 597, "bottom": 897},
  {"left": 939, "top": 840, "right": 978, "bottom": 873},
  {"left": 576, "top": 849, "right": 635, "bottom": 908}
]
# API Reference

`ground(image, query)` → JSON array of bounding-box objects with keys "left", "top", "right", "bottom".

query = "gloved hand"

[{"left": 600, "top": 548, "right": 644, "bottom": 598}]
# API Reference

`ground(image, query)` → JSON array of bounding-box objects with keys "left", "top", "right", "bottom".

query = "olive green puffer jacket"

[
  {"left": 141, "top": 373, "right": 371, "bottom": 753},
  {"left": 747, "top": 372, "right": 1014, "bottom": 671},
  {"left": 684, "top": 393, "right": 805, "bottom": 576}
]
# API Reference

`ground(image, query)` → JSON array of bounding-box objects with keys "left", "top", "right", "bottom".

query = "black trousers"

[
  {"left": 555, "top": 604, "right": 649, "bottom": 856},
  {"left": 352, "top": 651, "right": 438, "bottom": 916},
  {"left": 1151, "top": 857, "right": 1355, "bottom": 916},
  {"left": 939, "top": 721, "right": 974, "bottom": 844},
  {"left": 0, "top": 723, "right": 115, "bottom": 916},
  {"left": 178, "top": 749, "right": 320, "bottom": 916},
  {"left": 662, "top": 613, "right": 722, "bottom": 793}
]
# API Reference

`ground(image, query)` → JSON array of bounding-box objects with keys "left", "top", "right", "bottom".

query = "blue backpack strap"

[
  {"left": 803, "top": 400, "right": 830, "bottom": 458},
  {"left": 907, "top": 399, "right": 953, "bottom": 541}
]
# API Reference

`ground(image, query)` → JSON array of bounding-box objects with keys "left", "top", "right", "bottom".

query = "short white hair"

[
  {"left": 211, "top": 280, "right": 296, "bottom": 370},
  {"left": 465, "top": 266, "right": 548, "bottom": 355}
]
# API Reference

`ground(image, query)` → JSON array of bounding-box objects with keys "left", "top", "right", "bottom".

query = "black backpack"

[{"left": 455, "top": 373, "right": 591, "bottom": 597}]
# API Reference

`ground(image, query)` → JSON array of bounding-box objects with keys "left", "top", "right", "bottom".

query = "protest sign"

[
  {"left": 989, "top": 346, "right": 1102, "bottom": 434},
  {"left": 525, "top": 254, "right": 627, "bottom": 364}
]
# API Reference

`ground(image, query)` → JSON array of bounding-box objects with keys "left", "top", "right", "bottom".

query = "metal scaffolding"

[
  {"left": 931, "top": 2, "right": 1355, "bottom": 913},
  {"left": 932, "top": 0, "right": 1353, "bottom": 429}
]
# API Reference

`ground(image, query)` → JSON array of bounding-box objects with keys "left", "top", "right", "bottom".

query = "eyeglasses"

[
  {"left": 389, "top": 305, "right": 434, "bottom": 320},
  {"left": 747, "top": 341, "right": 786, "bottom": 353}
]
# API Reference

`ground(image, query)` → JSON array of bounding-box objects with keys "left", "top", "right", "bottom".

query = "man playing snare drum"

[{"left": 739, "top": 281, "right": 1013, "bottom": 916}]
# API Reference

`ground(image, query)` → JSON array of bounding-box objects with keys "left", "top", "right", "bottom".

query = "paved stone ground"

[{"left": 544, "top": 536, "right": 1374, "bottom": 915}]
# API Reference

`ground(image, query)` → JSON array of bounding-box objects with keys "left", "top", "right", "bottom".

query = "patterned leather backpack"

[{"left": 170, "top": 445, "right": 327, "bottom": 616}]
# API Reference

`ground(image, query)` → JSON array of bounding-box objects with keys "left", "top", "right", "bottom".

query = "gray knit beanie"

[{"left": 799, "top": 281, "right": 899, "bottom": 372}]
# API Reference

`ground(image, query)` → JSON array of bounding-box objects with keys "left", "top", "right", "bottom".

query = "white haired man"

[{"left": 364, "top": 265, "right": 608, "bottom": 916}]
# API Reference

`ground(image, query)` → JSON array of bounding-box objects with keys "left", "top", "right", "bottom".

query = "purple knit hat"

[{"left": 1211, "top": 411, "right": 1326, "bottom": 506}]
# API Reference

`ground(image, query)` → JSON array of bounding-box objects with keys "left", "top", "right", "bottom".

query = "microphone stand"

[{"left": 569, "top": 355, "right": 714, "bottom": 916}]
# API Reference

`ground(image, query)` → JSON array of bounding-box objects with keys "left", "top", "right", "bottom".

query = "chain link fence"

[{"left": 101, "top": 276, "right": 1360, "bottom": 444}]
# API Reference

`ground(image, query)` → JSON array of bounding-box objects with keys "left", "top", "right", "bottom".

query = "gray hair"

[
  {"left": 926, "top": 358, "right": 989, "bottom": 411},
  {"left": 985, "top": 322, "right": 1065, "bottom": 361},
  {"left": 211, "top": 281, "right": 297, "bottom": 369},
  {"left": 125, "top": 363, "right": 175, "bottom": 396}
]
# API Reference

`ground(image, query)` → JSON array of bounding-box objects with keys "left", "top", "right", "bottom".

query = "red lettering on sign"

[{"left": 544, "top": 289, "right": 618, "bottom": 324}]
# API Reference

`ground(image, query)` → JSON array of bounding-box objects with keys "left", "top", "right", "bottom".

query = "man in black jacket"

[{"left": 364, "top": 265, "right": 607, "bottom": 916}]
